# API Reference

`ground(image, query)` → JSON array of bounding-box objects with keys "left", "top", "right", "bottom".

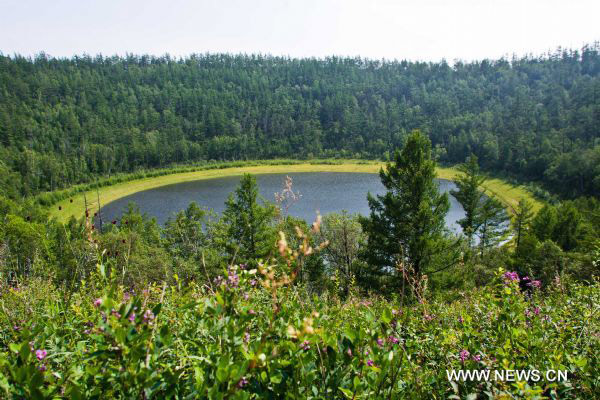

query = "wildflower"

[
  {"left": 237, "top": 377, "right": 249, "bottom": 388},
  {"left": 459, "top": 349, "right": 470, "bottom": 362},
  {"left": 111, "top": 309, "right": 121, "bottom": 319},
  {"left": 38, "top": 364, "right": 47, "bottom": 372},
  {"left": 128, "top": 313, "right": 136, "bottom": 323},
  {"left": 387, "top": 336, "right": 399, "bottom": 345},
  {"left": 367, "top": 359, "right": 375, "bottom": 367},
  {"left": 392, "top": 309, "right": 400, "bottom": 316},
  {"left": 458, "top": 316, "right": 464, "bottom": 324},
  {"left": 347, "top": 348, "right": 353, "bottom": 357},
  {"left": 35, "top": 349, "right": 47, "bottom": 361},
  {"left": 143, "top": 309, "right": 155, "bottom": 323},
  {"left": 227, "top": 270, "right": 239, "bottom": 288},
  {"left": 83, "top": 329, "right": 91, "bottom": 334},
  {"left": 94, "top": 298, "right": 102, "bottom": 307},
  {"left": 244, "top": 332, "right": 250, "bottom": 344},
  {"left": 377, "top": 338, "right": 384, "bottom": 347},
  {"left": 528, "top": 280, "right": 542, "bottom": 289},
  {"left": 534, "top": 306, "right": 540, "bottom": 315},
  {"left": 250, "top": 279, "right": 257, "bottom": 286},
  {"left": 243, "top": 292, "right": 249, "bottom": 300},
  {"left": 13, "top": 325, "right": 20, "bottom": 331},
  {"left": 525, "top": 309, "right": 531, "bottom": 317},
  {"left": 424, "top": 314, "right": 434, "bottom": 321},
  {"left": 503, "top": 271, "right": 520, "bottom": 283},
  {"left": 248, "top": 309, "right": 257, "bottom": 315},
  {"left": 301, "top": 340, "right": 310, "bottom": 351},
  {"left": 472, "top": 354, "right": 481, "bottom": 362}
]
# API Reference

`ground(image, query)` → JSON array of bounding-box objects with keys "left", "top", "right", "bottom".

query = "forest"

[{"left": 0, "top": 44, "right": 599, "bottom": 199}]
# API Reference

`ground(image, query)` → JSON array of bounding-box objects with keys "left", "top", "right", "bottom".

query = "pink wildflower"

[
  {"left": 93, "top": 298, "right": 102, "bottom": 307},
  {"left": 35, "top": 349, "right": 47, "bottom": 361},
  {"left": 459, "top": 349, "right": 470, "bottom": 362}
]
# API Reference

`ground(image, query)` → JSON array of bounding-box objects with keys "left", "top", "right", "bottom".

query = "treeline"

[
  {"left": 1, "top": 132, "right": 597, "bottom": 296},
  {"left": 1, "top": 44, "right": 599, "bottom": 198}
]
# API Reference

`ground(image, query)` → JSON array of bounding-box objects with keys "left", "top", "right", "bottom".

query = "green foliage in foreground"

[{"left": 0, "top": 263, "right": 598, "bottom": 399}]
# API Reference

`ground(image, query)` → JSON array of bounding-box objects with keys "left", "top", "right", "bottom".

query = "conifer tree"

[
  {"left": 222, "top": 174, "right": 276, "bottom": 265},
  {"left": 451, "top": 155, "right": 486, "bottom": 246},
  {"left": 359, "top": 130, "right": 452, "bottom": 291}
]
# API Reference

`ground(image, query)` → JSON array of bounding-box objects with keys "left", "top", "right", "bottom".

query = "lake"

[{"left": 98, "top": 172, "right": 466, "bottom": 232}]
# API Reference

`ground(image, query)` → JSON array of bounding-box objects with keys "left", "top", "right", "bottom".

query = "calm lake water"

[{"left": 99, "top": 172, "right": 466, "bottom": 233}]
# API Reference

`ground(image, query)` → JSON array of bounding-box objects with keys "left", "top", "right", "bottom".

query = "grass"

[{"left": 50, "top": 161, "right": 541, "bottom": 222}]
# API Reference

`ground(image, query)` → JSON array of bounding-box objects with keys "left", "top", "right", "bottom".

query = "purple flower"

[
  {"left": 367, "top": 359, "right": 374, "bottom": 367},
  {"left": 528, "top": 280, "right": 542, "bottom": 289},
  {"left": 458, "top": 316, "right": 464, "bottom": 324},
  {"left": 301, "top": 340, "right": 310, "bottom": 351},
  {"left": 237, "top": 376, "right": 249, "bottom": 388},
  {"left": 347, "top": 348, "right": 353, "bottom": 357},
  {"left": 35, "top": 349, "right": 47, "bottom": 361},
  {"left": 459, "top": 349, "right": 470, "bottom": 362},
  {"left": 93, "top": 298, "right": 102, "bottom": 307},
  {"left": 38, "top": 364, "right": 47, "bottom": 372},
  {"left": 111, "top": 309, "right": 121, "bottom": 319},
  {"left": 248, "top": 309, "right": 256, "bottom": 315},
  {"left": 534, "top": 307, "right": 540, "bottom": 315},
  {"left": 472, "top": 354, "right": 481, "bottom": 362},
  {"left": 387, "top": 336, "right": 399, "bottom": 344},
  {"left": 250, "top": 279, "right": 257, "bottom": 286},
  {"left": 143, "top": 309, "right": 155, "bottom": 323},
  {"left": 128, "top": 313, "right": 136, "bottom": 323},
  {"left": 377, "top": 338, "right": 384, "bottom": 347},
  {"left": 503, "top": 271, "right": 520, "bottom": 283},
  {"left": 244, "top": 332, "right": 250, "bottom": 344},
  {"left": 227, "top": 271, "right": 240, "bottom": 288}
]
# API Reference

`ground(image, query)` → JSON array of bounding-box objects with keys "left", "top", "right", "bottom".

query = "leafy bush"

[{"left": 0, "top": 253, "right": 598, "bottom": 398}]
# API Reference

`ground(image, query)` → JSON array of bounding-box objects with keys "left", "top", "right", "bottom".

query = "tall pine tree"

[
  {"left": 222, "top": 174, "right": 276, "bottom": 265},
  {"left": 451, "top": 155, "right": 486, "bottom": 246},
  {"left": 359, "top": 130, "right": 453, "bottom": 292}
]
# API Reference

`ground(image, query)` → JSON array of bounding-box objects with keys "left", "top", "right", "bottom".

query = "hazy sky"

[{"left": 1, "top": 0, "right": 598, "bottom": 61}]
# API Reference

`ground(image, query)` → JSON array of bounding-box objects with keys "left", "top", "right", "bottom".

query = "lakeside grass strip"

[{"left": 50, "top": 161, "right": 541, "bottom": 222}]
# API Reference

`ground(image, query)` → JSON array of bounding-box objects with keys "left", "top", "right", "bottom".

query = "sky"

[{"left": 0, "top": 0, "right": 598, "bottom": 62}]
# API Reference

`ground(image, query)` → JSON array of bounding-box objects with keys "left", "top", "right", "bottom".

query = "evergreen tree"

[
  {"left": 222, "top": 174, "right": 276, "bottom": 265},
  {"left": 451, "top": 155, "right": 486, "bottom": 246},
  {"left": 475, "top": 197, "right": 509, "bottom": 255},
  {"left": 512, "top": 198, "right": 534, "bottom": 254},
  {"left": 359, "top": 130, "right": 452, "bottom": 292}
]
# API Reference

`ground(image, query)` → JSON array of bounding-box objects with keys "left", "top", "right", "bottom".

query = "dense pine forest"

[{"left": 1, "top": 44, "right": 599, "bottom": 199}]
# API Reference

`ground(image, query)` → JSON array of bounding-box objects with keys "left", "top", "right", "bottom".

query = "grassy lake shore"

[{"left": 50, "top": 161, "right": 541, "bottom": 222}]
